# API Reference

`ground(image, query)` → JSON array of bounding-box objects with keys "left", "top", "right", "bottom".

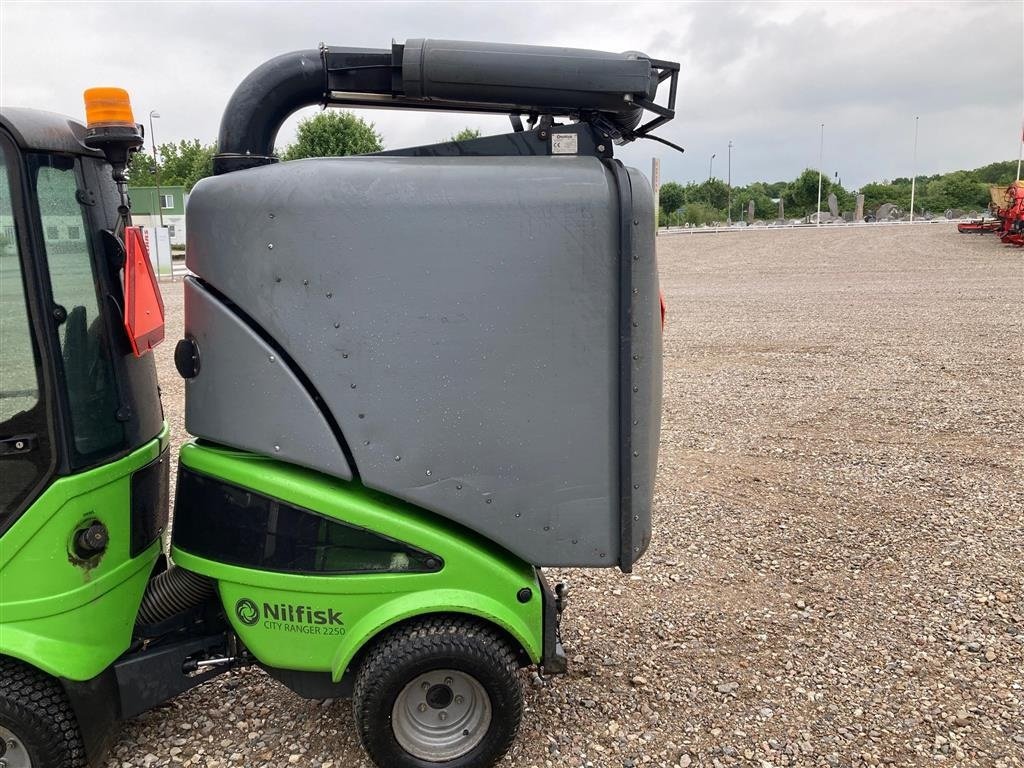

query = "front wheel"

[
  {"left": 0, "top": 657, "right": 86, "bottom": 768},
  {"left": 353, "top": 616, "right": 523, "bottom": 768}
]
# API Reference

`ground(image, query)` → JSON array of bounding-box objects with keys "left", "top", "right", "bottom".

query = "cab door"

[{"left": 0, "top": 131, "right": 56, "bottom": 527}]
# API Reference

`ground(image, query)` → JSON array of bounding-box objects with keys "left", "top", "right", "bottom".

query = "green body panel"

[
  {"left": 171, "top": 442, "right": 543, "bottom": 681},
  {"left": 0, "top": 427, "right": 169, "bottom": 681}
]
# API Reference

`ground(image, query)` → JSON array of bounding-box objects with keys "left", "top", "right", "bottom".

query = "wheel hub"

[
  {"left": 391, "top": 669, "right": 491, "bottom": 761},
  {"left": 0, "top": 725, "right": 32, "bottom": 768},
  {"left": 425, "top": 684, "right": 454, "bottom": 710}
]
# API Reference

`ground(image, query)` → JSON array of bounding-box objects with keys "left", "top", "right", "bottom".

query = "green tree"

[
  {"left": 159, "top": 139, "right": 216, "bottom": 191},
  {"left": 859, "top": 181, "right": 910, "bottom": 213},
  {"left": 695, "top": 178, "right": 730, "bottom": 210},
  {"left": 125, "top": 151, "right": 158, "bottom": 188},
  {"left": 282, "top": 111, "right": 383, "bottom": 160},
  {"left": 451, "top": 127, "right": 482, "bottom": 142},
  {"left": 920, "top": 171, "right": 988, "bottom": 212},
  {"left": 731, "top": 182, "right": 776, "bottom": 220},
  {"left": 783, "top": 168, "right": 834, "bottom": 215},
  {"left": 124, "top": 141, "right": 215, "bottom": 191},
  {"left": 971, "top": 160, "right": 1017, "bottom": 184},
  {"left": 830, "top": 182, "right": 855, "bottom": 213},
  {"left": 681, "top": 202, "right": 725, "bottom": 225},
  {"left": 658, "top": 181, "right": 686, "bottom": 215}
]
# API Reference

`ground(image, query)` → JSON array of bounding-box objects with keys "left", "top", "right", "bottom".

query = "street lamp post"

[
  {"left": 727, "top": 140, "right": 733, "bottom": 224},
  {"left": 148, "top": 110, "right": 165, "bottom": 277},
  {"left": 708, "top": 153, "right": 716, "bottom": 207},
  {"left": 148, "top": 110, "right": 164, "bottom": 229},
  {"left": 909, "top": 116, "right": 919, "bottom": 222}
]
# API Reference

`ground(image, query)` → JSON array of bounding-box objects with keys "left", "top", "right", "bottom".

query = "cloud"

[{"left": 1, "top": 0, "right": 1020, "bottom": 188}]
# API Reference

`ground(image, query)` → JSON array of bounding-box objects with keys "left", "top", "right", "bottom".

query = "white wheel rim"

[
  {"left": 391, "top": 669, "right": 492, "bottom": 761},
  {"left": 0, "top": 724, "right": 33, "bottom": 768}
]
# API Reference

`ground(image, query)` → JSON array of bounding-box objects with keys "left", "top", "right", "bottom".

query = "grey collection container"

[{"left": 183, "top": 154, "right": 661, "bottom": 569}]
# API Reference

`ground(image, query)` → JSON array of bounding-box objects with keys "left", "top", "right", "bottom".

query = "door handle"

[{"left": 0, "top": 435, "right": 37, "bottom": 455}]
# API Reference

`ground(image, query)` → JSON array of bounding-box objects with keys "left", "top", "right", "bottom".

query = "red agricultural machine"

[{"left": 957, "top": 180, "right": 1024, "bottom": 246}]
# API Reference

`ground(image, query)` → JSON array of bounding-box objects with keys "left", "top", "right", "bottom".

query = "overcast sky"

[{"left": 1, "top": 1, "right": 1021, "bottom": 189}]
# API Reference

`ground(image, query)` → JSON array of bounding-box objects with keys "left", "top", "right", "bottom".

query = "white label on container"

[{"left": 551, "top": 133, "right": 578, "bottom": 155}]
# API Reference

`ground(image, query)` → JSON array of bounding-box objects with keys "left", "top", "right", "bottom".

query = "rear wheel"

[
  {"left": 353, "top": 616, "right": 523, "bottom": 768},
  {"left": 0, "top": 657, "right": 86, "bottom": 768}
]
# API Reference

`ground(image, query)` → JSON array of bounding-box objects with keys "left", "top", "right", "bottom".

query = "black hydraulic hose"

[
  {"left": 215, "top": 49, "right": 325, "bottom": 173},
  {"left": 136, "top": 565, "right": 216, "bottom": 626}
]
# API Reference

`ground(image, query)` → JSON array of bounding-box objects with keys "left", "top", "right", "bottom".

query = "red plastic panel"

[{"left": 123, "top": 226, "right": 165, "bottom": 356}]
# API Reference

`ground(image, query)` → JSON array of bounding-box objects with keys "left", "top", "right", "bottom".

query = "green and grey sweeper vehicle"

[{"left": 0, "top": 37, "right": 674, "bottom": 768}]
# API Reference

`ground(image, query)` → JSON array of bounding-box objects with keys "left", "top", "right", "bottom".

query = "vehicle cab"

[{"left": 0, "top": 105, "right": 168, "bottom": 766}]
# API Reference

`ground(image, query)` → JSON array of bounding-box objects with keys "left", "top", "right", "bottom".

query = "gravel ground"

[{"left": 109, "top": 224, "right": 1023, "bottom": 768}]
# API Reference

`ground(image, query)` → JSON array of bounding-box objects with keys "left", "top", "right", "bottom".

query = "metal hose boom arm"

[{"left": 215, "top": 38, "right": 679, "bottom": 174}]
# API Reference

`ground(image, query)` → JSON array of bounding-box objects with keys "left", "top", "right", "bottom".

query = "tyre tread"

[
  {"left": 0, "top": 656, "right": 86, "bottom": 768},
  {"left": 353, "top": 615, "right": 522, "bottom": 768}
]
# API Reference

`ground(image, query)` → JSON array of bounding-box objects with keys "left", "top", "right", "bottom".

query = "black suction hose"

[
  {"left": 136, "top": 565, "right": 216, "bottom": 626},
  {"left": 214, "top": 49, "right": 325, "bottom": 175}
]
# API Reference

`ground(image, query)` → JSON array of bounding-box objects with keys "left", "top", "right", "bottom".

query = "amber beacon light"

[
  {"left": 81, "top": 86, "right": 143, "bottom": 199},
  {"left": 83, "top": 87, "right": 136, "bottom": 128}
]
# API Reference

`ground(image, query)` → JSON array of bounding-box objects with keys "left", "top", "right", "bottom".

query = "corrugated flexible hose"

[{"left": 136, "top": 565, "right": 216, "bottom": 626}]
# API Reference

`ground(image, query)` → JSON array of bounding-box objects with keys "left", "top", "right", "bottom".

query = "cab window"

[
  {"left": 30, "top": 153, "right": 123, "bottom": 464},
  {"left": 0, "top": 137, "right": 53, "bottom": 519}
]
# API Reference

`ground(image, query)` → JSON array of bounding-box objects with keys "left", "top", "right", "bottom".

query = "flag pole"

[
  {"left": 1017, "top": 118, "right": 1022, "bottom": 182},
  {"left": 816, "top": 123, "right": 824, "bottom": 226},
  {"left": 910, "top": 116, "right": 919, "bottom": 222}
]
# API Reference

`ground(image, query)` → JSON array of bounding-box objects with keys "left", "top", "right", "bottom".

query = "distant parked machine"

[{"left": 957, "top": 181, "right": 1024, "bottom": 245}]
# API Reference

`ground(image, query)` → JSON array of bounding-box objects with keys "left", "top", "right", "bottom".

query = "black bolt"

[
  {"left": 75, "top": 521, "right": 109, "bottom": 557},
  {"left": 516, "top": 588, "right": 533, "bottom": 603}
]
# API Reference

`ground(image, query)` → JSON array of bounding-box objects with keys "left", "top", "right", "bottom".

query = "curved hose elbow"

[{"left": 214, "top": 49, "right": 325, "bottom": 174}]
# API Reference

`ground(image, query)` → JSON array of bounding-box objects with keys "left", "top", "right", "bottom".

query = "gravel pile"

[{"left": 111, "top": 224, "right": 1022, "bottom": 767}]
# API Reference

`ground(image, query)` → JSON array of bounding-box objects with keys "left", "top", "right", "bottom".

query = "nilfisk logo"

[
  {"left": 235, "top": 598, "right": 260, "bottom": 626},
  {"left": 233, "top": 597, "right": 346, "bottom": 636}
]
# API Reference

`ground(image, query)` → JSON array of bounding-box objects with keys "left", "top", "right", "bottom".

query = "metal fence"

[{"left": 657, "top": 218, "right": 962, "bottom": 236}]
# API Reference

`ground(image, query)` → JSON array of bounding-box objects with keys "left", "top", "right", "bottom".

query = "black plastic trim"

[
  {"left": 113, "top": 633, "right": 230, "bottom": 719},
  {"left": 263, "top": 666, "right": 354, "bottom": 699},
  {"left": 604, "top": 159, "right": 635, "bottom": 572},
  {"left": 377, "top": 121, "right": 612, "bottom": 159},
  {"left": 60, "top": 668, "right": 120, "bottom": 768},
  {"left": 537, "top": 570, "right": 567, "bottom": 674},
  {"left": 173, "top": 464, "right": 443, "bottom": 576},
  {"left": 129, "top": 445, "right": 169, "bottom": 557}
]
